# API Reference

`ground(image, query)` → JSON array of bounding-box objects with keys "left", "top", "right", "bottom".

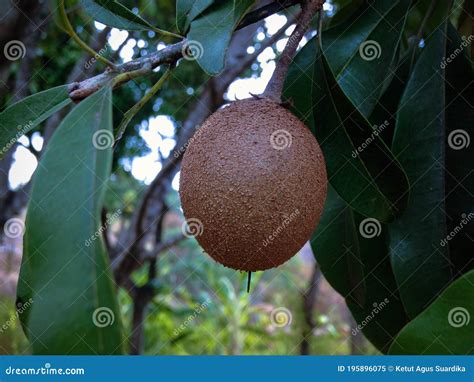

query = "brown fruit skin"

[{"left": 179, "top": 99, "right": 327, "bottom": 271}]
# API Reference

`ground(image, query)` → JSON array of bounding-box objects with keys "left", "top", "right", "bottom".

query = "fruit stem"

[
  {"left": 263, "top": 0, "right": 325, "bottom": 102},
  {"left": 247, "top": 272, "right": 252, "bottom": 293}
]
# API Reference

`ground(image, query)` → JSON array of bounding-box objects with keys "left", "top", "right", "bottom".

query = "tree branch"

[{"left": 68, "top": 0, "right": 302, "bottom": 101}]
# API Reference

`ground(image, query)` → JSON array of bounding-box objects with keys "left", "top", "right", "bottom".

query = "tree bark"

[
  {"left": 300, "top": 263, "right": 322, "bottom": 355},
  {"left": 0, "top": 0, "right": 46, "bottom": 98}
]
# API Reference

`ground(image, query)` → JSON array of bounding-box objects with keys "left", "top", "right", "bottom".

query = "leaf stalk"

[
  {"left": 59, "top": 0, "right": 117, "bottom": 69},
  {"left": 114, "top": 66, "right": 173, "bottom": 144}
]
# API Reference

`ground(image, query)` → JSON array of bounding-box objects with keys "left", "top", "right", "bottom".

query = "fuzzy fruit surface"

[{"left": 179, "top": 99, "right": 327, "bottom": 271}]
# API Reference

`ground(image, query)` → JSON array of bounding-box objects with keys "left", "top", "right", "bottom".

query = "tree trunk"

[
  {"left": 343, "top": 304, "right": 366, "bottom": 355},
  {"left": 300, "top": 263, "right": 322, "bottom": 355}
]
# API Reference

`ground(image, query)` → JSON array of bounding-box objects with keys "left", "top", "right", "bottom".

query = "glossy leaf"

[
  {"left": 324, "top": 0, "right": 364, "bottom": 29},
  {"left": 187, "top": 0, "right": 255, "bottom": 75},
  {"left": 444, "top": 23, "right": 474, "bottom": 276},
  {"left": 0, "top": 85, "right": 71, "bottom": 159},
  {"left": 325, "top": 0, "right": 411, "bottom": 117},
  {"left": 389, "top": 26, "right": 453, "bottom": 318},
  {"left": 283, "top": 41, "right": 316, "bottom": 131},
  {"left": 296, "top": 38, "right": 409, "bottom": 222},
  {"left": 369, "top": 51, "right": 412, "bottom": 146},
  {"left": 410, "top": 0, "right": 455, "bottom": 37},
  {"left": 389, "top": 270, "right": 474, "bottom": 355},
  {"left": 323, "top": 0, "right": 396, "bottom": 76},
  {"left": 17, "top": 87, "right": 124, "bottom": 354},
  {"left": 312, "top": 187, "right": 409, "bottom": 353},
  {"left": 81, "top": 0, "right": 157, "bottom": 31},
  {"left": 457, "top": 6, "right": 473, "bottom": 60},
  {"left": 176, "top": 0, "right": 213, "bottom": 34}
]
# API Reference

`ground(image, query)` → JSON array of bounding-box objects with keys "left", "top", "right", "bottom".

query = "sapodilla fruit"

[{"left": 179, "top": 98, "right": 327, "bottom": 271}]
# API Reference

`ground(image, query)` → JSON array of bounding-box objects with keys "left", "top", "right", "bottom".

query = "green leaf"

[
  {"left": 325, "top": 0, "right": 365, "bottom": 29},
  {"left": 311, "top": 187, "right": 366, "bottom": 303},
  {"left": 410, "top": 0, "right": 455, "bottom": 38},
  {"left": 0, "top": 85, "right": 71, "bottom": 159},
  {"left": 369, "top": 51, "right": 412, "bottom": 146},
  {"left": 187, "top": 0, "right": 255, "bottom": 75},
  {"left": 389, "top": 25, "right": 453, "bottom": 318},
  {"left": 176, "top": 0, "right": 213, "bottom": 34},
  {"left": 444, "top": 23, "right": 474, "bottom": 276},
  {"left": 389, "top": 270, "right": 474, "bottom": 355},
  {"left": 325, "top": 0, "right": 411, "bottom": 117},
  {"left": 312, "top": 187, "right": 409, "bottom": 353},
  {"left": 80, "top": 0, "right": 157, "bottom": 31},
  {"left": 323, "top": 0, "right": 397, "bottom": 76},
  {"left": 17, "top": 87, "right": 124, "bottom": 354},
  {"left": 287, "top": 38, "right": 410, "bottom": 222},
  {"left": 283, "top": 41, "right": 316, "bottom": 131}
]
